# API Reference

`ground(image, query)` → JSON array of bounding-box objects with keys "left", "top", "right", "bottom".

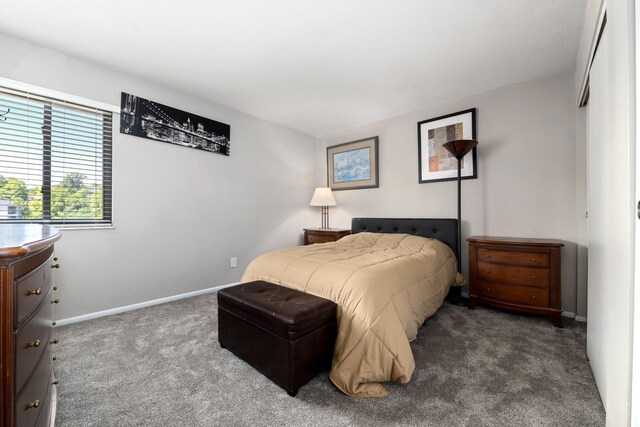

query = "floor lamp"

[{"left": 442, "top": 139, "right": 478, "bottom": 266}]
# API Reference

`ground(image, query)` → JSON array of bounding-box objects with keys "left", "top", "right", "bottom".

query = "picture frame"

[
  {"left": 327, "top": 136, "right": 379, "bottom": 191},
  {"left": 120, "top": 92, "right": 231, "bottom": 156},
  {"left": 417, "top": 108, "right": 477, "bottom": 183}
]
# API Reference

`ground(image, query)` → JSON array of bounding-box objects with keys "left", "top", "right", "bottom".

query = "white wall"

[
  {"left": 317, "top": 70, "right": 581, "bottom": 315},
  {"left": 0, "top": 33, "right": 318, "bottom": 320}
]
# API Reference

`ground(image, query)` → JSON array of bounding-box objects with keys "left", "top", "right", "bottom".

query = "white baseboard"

[
  {"left": 56, "top": 283, "right": 589, "bottom": 326},
  {"left": 561, "top": 311, "right": 587, "bottom": 322},
  {"left": 55, "top": 282, "right": 239, "bottom": 327}
]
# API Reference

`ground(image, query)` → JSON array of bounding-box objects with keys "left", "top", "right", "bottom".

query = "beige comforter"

[{"left": 240, "top": 232, "right": 462, "bottom": 397}]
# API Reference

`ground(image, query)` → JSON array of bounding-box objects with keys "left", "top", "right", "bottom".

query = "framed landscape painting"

[
  {"left": 327, "top": 137, "right": 379, "bottom": 191},
  {"left": 417, "top": 108, "right": 477, "bottom": 183}
]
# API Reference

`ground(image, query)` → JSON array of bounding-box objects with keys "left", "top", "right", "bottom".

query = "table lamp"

[{"left": 310, "top": 187, "right": 337, "bottom": 229}]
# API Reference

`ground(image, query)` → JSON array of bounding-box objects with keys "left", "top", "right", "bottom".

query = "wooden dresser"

[
  {"left": 467, "top": 236, "right": 564, "bottom": 327},
  {"left": 303, "top": 228, "right": 351, "bottom": 245},
  {"left": 0, "top": 224, "right": 61, "bottom": 427}
]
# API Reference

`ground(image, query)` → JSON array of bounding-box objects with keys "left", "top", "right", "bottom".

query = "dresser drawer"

[
  {"left": 477, "top": 248, "right": 549, "bottom": 267},
  {"left": 15, "top": 254, "right": 54, "bottom": 326},
  {"left": 306, "top": 233, "right": 336, "bottom": 244},
  {"left": 15, "top": 344, "right": 52, "bottom": 427},
  {"left": 15, "top": 288, "right": 54, "bottom": 394},
  {"left": 477, "top": 262, "right": 549, "bottom": 287},
  {"left": 35, "top": 377, "right": 54, "bottom": 427},
  {"left": 477, "top": 281, "right": 548, "bottom": 308}
]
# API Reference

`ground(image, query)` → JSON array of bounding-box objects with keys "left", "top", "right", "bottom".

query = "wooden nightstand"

[
  {"left": 467, "top": 236, "right": 564, "bottom": 327},
  {"left": 303, "top": 228, "right": 351, "bottom": 245}
]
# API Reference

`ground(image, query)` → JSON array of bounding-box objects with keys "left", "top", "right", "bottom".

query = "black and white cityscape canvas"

[{"left": 120, "top": 93, "right": 230, "bottom": 156}]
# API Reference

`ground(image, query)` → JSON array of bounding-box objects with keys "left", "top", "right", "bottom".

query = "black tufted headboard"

[{"left": 351, "top": 218, "right": 460, "bottom": 263}]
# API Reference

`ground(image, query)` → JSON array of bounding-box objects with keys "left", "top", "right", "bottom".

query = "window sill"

[{"left": 54, "top": 224, "right": 115, "bottom": 231}]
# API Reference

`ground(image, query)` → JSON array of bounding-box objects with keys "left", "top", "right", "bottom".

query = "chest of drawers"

[
  {"left": 0, "top": 225, "right": 61, "bottom": 427},
  {"left": 467, "top": 236, "right": 564, "bottom": 327}
]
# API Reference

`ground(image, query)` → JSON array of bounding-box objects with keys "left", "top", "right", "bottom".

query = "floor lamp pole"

[
  {"left": 457, "top": 157, "right": 462, "bottom": 258},
  {"left": 442, "top": 139, "right": 477, "bottom": 306},
  {"left": 442, "top": 139, "right": 478, "bottom": 263}
]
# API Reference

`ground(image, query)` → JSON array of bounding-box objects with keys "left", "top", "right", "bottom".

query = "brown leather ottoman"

[{"left": 217, "top": 281, "right": 337, "bottom": 396}]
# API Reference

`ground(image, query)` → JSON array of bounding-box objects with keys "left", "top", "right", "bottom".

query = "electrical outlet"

[{"left": 230, "top": 257, "right": 237, "bottom": 268}]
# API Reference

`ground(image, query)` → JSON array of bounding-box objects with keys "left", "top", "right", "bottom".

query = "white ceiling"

[{"left": 0, "top": 0, "right": 586, "bottom": 136}]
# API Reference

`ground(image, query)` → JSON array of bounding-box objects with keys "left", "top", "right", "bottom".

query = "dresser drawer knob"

[
  {"left": 485, "top": 270, "right": 490, "bottom": 273},
  {"left": 51, "top": 299, "right": 60, "bottom": 304},
  {"left": 52, "top": 321, "right": 57, "bottom": 326},
  {"left": 51, "top": 263, "right": 60, "bottom": 269},
  {"left": 486, "top": 288, "right": 491, "bottom": 292},
  {"left": 24, "top": 400, "right": 40, "bottom": 410},
  {"left": 25, "top": 288, "right": 42, "bottom": 296},
  {"left": 52, "top": 380, "right": 59, "bottom": 385},
  {"left": 532, "top": 296, "right": 537, "bottom": 299},
  {"left": 53, "top": 286, "right": 58, "bottom": 291},
  {"left": 54, "top": 257, "right": 58, "bottom": 261},
  {"left": 532, "top": 259, "right": 536, "bottom": 262},
  {"left": 52, "top": 356, "right": 57, "bottom": 361},
  {"left": 50, "top": 339, "right": 59, "bottom": 345},
  {"left": 485, "top": 255, "right": 491, "bottom": 258},
  {"left": 532, "top": 276, "right": 536, "bottom": 279},
  {"left": 26, "top": 339, "right": 41, "bottom": 348}
]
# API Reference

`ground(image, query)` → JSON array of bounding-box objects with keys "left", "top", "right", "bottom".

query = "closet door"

[
  {"left": 633, "top": 3, "right": 640, "bottom": 423},
  {"left": 586, "top": 28, "right": 608, "bottom": 405}
]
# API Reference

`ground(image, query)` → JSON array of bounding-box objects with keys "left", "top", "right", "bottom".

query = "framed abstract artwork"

[
  {"left": 417, "top": 108, "right": 477, "bottom": 183},
  {"left": 327, "top": 136, "right": 379, "bottom": 191}
]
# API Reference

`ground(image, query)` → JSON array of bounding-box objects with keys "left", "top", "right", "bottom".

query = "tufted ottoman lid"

[{"left": 217, "top": 281, "right": 336, "bottom": 341}]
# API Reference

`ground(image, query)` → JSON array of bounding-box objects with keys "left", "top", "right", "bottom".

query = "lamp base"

[{"left": 320, "top": 206, "right": 330, "bottom": 229}]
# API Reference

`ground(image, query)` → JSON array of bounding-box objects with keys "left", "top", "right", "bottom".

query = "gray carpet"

[{"left": 53, "top": 293, "right": 605, "bottom": 426}]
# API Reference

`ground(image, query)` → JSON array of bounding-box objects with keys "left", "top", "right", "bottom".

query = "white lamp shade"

[{"left": 309, "top": 187, "right": 337, "bottom": 207}]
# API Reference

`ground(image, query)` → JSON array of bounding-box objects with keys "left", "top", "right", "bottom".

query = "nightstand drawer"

[
  {"left": 477, "top": 249, "right": 549, "bottom": 267},
  {"left": 303, "top": 228, "right": 350, "bottom": 245},
  {"left": 477, "top": 262, "right": 548, "bottom": 287},
  {"left": 306, "top": 233, "right": 336, "bottom": 244},
  {"left": 477, "top": 281, "right": 548, "bottom": 308}
]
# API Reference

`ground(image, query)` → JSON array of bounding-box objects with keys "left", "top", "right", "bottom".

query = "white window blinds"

[{"left": 0, "top": 86, "right": 112, "bottom": 225}]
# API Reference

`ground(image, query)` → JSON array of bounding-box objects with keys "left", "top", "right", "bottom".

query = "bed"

[{"left": 240, "top": 218, "right": 463, "bottom": 397}]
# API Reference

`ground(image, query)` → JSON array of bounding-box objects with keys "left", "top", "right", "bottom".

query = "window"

[{"left": 0, "top": 86, "right": 112, "bottom": 225}]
